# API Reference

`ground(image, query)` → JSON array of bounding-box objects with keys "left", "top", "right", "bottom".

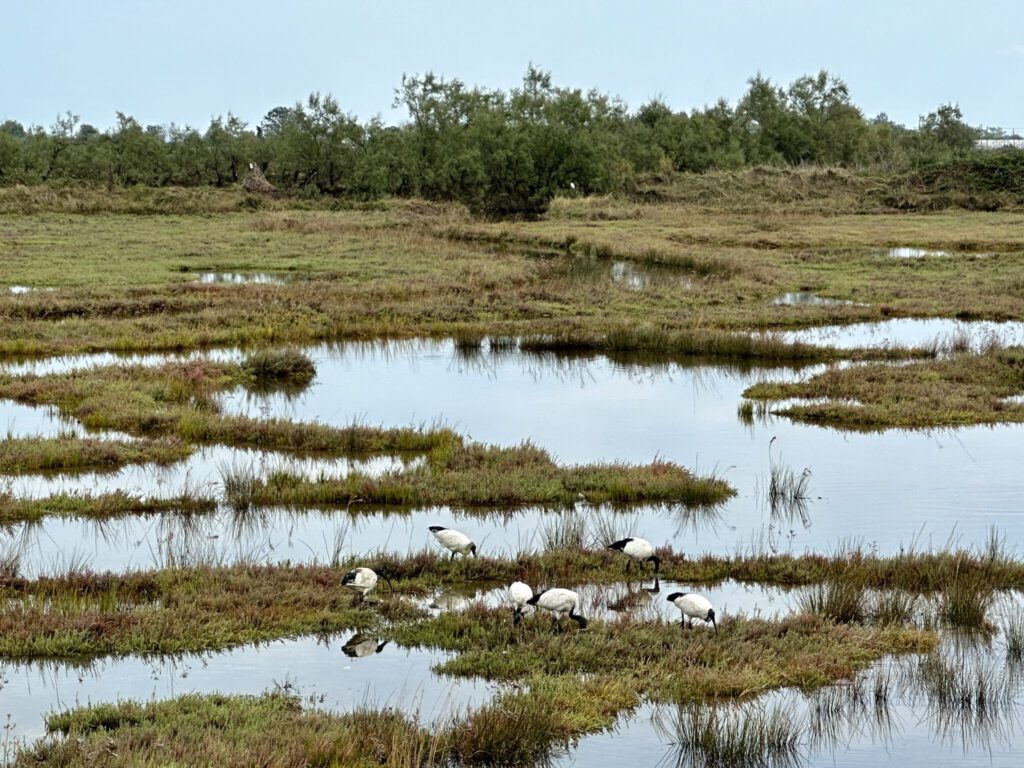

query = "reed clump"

[{"left": 239, "top": 347, "right": 316, "bottom": 392}]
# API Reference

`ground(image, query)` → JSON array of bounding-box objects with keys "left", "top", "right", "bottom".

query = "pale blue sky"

[{"left": 3, "top": 1, "right": 1023, "bottom": 132}]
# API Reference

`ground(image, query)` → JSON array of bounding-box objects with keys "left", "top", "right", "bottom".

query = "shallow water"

[
  {"left": 559, "top": 628, "right": 1024, "bottom": 767},
  {"left": 2, "top": 443, "right": 401, "bottom": 505},
  {"left": 565, "top": 256, "right": 693, "bottom": 291},
  {"left": 193, "top": 272, "right": 290, "bottom": 285},
  {"left": 773, "top": 292, "right": 860, "bottom": 307},
  {"left": 778, "top": 318, "right": 1024, "bottom": 351},
  {"left": 889, "top": 247, "right": 953, "bottom": 258},
  {"left": 0, "top": 634, "right": 492, "bottom": 748},
  {"left": 445, "top": 578, "right": 796, "bottom": 625}
]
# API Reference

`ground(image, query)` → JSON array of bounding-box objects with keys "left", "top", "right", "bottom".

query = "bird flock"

[{"left": 340, "top": 527, "right": 717, "bottom": 636}]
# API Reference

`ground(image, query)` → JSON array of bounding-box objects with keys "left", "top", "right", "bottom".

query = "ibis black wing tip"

[
  {"left": 428, "top": 525, "right": 446, "bottom": 533},
  {"left": 607, "top": 538, "right": 632, "bottom": 551}
]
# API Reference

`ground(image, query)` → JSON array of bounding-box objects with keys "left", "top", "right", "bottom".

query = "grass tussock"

[
  {"left": 655, "top": 700, "right": 802, "bottom": 768},
  {"left": 797, "top": 579, "right": 867, "bottom": 624},
  {"left": 239, "top": 347, "right": 316, "bottom": 392}
]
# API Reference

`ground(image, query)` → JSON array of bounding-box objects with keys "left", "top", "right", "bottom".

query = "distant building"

[{"left": 975, "top": 138, "right": 1024, "bottom": 150}]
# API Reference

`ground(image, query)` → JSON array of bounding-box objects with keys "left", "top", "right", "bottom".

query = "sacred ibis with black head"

[
  {"left": 666, "top": 592, "right": 717, "bottom": 633},
  {"left": 527, "top": 588, "right": 587, "bottom": 631},
  {"left": 429, "top": 526, "right": 477, "bottom": 559},
  {"left": 607, "top": 537, "right": 661, "bottom": 576},
  {"left": 508, "top": 581, "right": 533, "bottom": 625},
  {"left": 341, "top": 567, "right": 392, "bottom": 604}
]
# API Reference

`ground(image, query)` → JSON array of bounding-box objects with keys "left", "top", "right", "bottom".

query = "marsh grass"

[
  {"left": 0, "top": 543, "right": 1019, "bottom": 660},
  {"left": 223, "top": 443, "right": 734, "bottom": 510},
  {"left": 872, "top": 589, "right": 920, "bottom": 627},
  {"left": 17, "top": 677, "right": 633, "bottom": 768},
  {"left": 940, "top": 567, "right": 996, "bottom": 629},
  {"left": 0, "top": 361, "right": 461, "bottom": 456},
  {"left": 0, "top": 489, "right": 216, "bottom": 525},
  {"left": 239, "top": 347, "right": 316, "bottom": 394},
  {"left": 766, "top": 439, "right": 811, "bottom": 515},
  {"left": 539, "top": 511, "right": 587, "bottom": 551},
  {"left": 219, "top": 461, "right": 262, "bottom": 513},
  {"left": 746, "top": 348, "right": 1024, "bottom": 429},
  {"left": 0, "top": 435, "right": 191, "bottom": 473},
  {"left": 797, "top": 579, "right": 866, "bottom": 624},
  {"left": 655, "top": 700, "right": 803, "bottom": 768}
]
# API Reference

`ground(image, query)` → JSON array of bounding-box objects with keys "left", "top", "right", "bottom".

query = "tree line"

[{"left": 0, "top": 67, "right": 1009, "bottom": 216}]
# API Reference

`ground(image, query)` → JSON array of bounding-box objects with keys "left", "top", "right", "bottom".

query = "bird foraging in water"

[
  {"left": 508, "top": 581, "right": 533, "bottom": 625},
  {"left": 607, "top": 537, "right": 661, "bottom": 576},
  {"left": 667, "top": 592, "right": 717, "bottom": 633},
  {"left": 527, "top": 588, "right": 588, "bottom": 631},
  {"left": 341, "top": 567, "right": 392, "bottom": 604},
  {"left": 429, "top": 526, "right": 477, "bottom": 559}
]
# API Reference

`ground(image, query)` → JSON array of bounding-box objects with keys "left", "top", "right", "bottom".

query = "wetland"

[{"left": 2, "top": 185, "right": 1024, "bottom": 766}]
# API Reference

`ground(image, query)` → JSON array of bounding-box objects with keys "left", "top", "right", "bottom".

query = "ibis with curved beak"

[
  {"left": 667, "top": 592, "right": 717, "bottom": 633},
  {"left": 527, "top": 588, "right": 588, "bottom": 631},
  {"left": 341, "top": 567, "right": 392, "bottom": 603}
]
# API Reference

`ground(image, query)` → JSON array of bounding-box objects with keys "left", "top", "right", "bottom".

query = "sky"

[{"left": 3, "top": 0, "right": 1023, "bottom": 133}]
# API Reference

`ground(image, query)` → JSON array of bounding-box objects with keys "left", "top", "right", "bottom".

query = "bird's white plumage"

[
  {"left": 342, "top": 567, "right": 378, "bottom": 596},
  {"left": 622, "top": 537, "right": 655, "bottom": 561},
  {"left": 670, "top": 593, "right": 714, "bottom": 624},
  {"left": 509, "top": 581, "right": 533, "bottom": 608},
  {"left": 531, "top": 588, "right": 581, "bottom": 620},
  {"left": 430, "top": 526, "right": 475, "bottom": 556}
]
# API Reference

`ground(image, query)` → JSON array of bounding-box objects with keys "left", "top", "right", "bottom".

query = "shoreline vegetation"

[{"left": 0, "top": 542, "right": 1014, "bottom": 659}]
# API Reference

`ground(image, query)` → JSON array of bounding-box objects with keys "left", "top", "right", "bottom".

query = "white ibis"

[
  {"left": 429, "top": 526, "right": 477, "bottom": 559},
  {"left": 667, "top": 592, "right": 717, "bottom": 633},
  {"left": 527, "top": 588, "right": 588, "bottom": 630},
  {"left": 508, "top": 581, "right": 533, "bottom": 625},
  {"left": 607, "top": 537, "right": 661, "bottom": 576},
  {"left": 342, "top": 633, "right": 389, "bottom": 658},
  {"left": 341, "top": 567, "right": 391, "bottom": 603}
]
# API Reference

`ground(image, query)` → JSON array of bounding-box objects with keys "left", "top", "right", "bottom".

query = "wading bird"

[
  {"left": 508, "top": 581, "right": 533, "bottom": 625},
  {"left": 667, "top": 592, "right": 717, "bottom": 633},
  {"left": 527, "top": 588, "right": 588, "bottom": 631},
  {"left": 429, "top": 526, "right": 477, "bottom": 559},
  {"left": 607, "top": 537, "right": 661, "bottom": 576},
  {"left": 341, "top": 567, "right": 392, "bottom": 604}
]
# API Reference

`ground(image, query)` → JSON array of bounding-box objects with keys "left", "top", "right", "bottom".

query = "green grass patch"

[
  {"left": 0, "top": 435, "right": 191, "bottom": 473},
  {"left": 744, "top": 347, "right": 1024, "bottom": 428}
]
